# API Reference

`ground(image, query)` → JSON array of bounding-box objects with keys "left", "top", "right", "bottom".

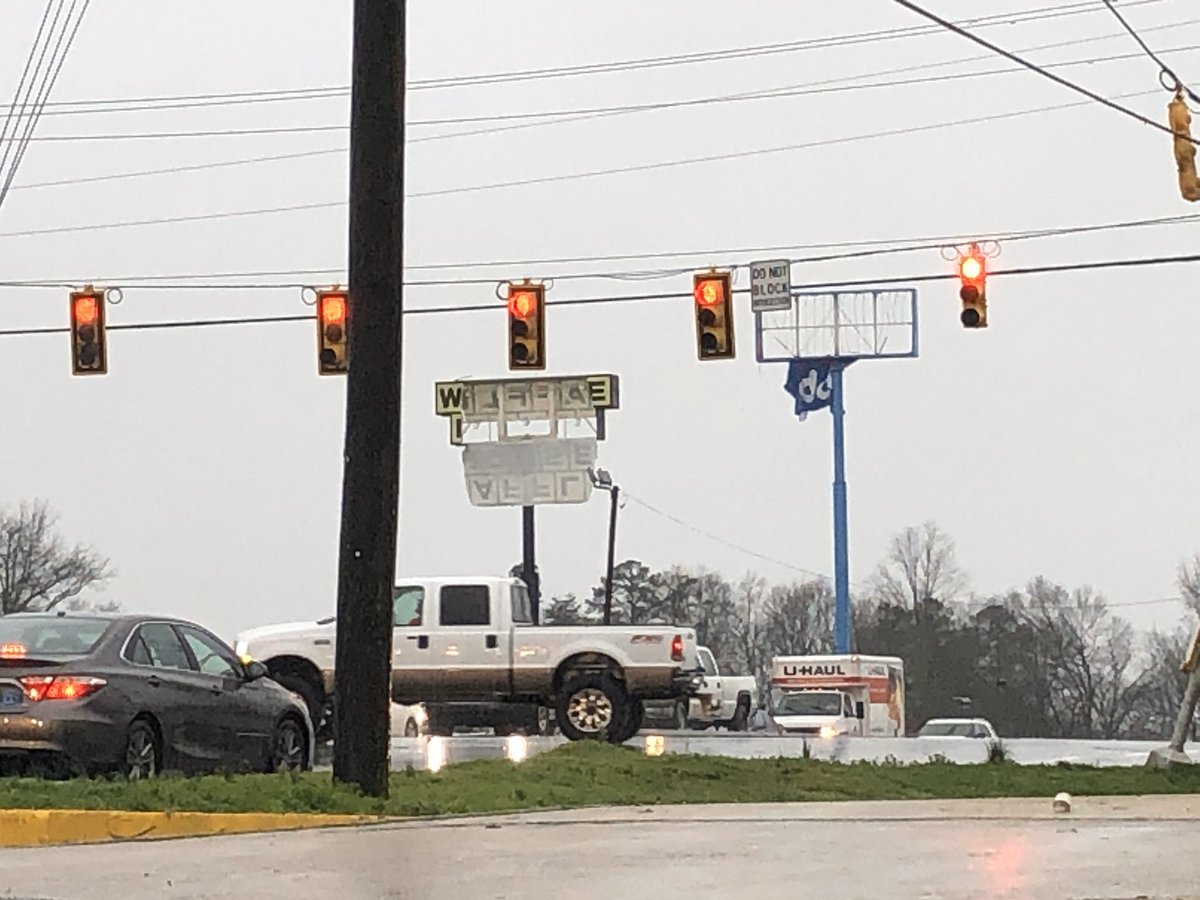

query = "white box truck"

[{"left": 768, "top": 654, "right": 905, "bottom": 737}]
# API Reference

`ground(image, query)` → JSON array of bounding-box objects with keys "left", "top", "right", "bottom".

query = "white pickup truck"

[
  {"left": 647, "top": 646, "right": 757, "bottom": 730},
  {"left": 234, "top": 576, "right": 705, "bottom": 743}
]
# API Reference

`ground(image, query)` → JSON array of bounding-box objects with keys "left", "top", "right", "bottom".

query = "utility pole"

[
  {"left": 331, "top": 0, "right": 406, "bottom": 798},
  {"left": 589, "top": 467, "right": 619, "bottom": 625}
]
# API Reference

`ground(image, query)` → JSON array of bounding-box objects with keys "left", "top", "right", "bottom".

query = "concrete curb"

[{"left": 0, "top": 809, "right": 383, "bottom": 848}]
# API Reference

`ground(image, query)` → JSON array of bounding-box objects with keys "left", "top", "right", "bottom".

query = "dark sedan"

[{"left": 0, "top": 612, "right": 313, "bottom": 778}]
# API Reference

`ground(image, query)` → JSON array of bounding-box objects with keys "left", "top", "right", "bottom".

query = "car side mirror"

[
  {"left": 244, "top": 660, "right": 268, "bottom": 681},
  {"left": 855, "top": 701, "right": 865, "bottom": 719}
]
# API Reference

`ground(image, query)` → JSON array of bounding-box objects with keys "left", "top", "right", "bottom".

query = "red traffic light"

[
  {"left": 694, "top": 277, "right": 725, "bottom": 307},
  {"left": 508, "top": 290, "right": 538, "bottom": 319},
  {"left": 959, "top": 255, "right": 983, "bottom": 281},
  {"left": 73, "top": 295, "right": 99, "bottom": 326},
  {"left": 320, "top": 294, "right": 346, "bottom": 324}
]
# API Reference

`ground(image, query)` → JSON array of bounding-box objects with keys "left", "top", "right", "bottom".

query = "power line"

[
  {"left": 2, "top": 250, "right": 1199, "bottom": 333},
  {"left": 622, "top": 491, "right": 843, "bottom": 583},
  {"left": 402, "top": 0, "right": 1166, "bottom": 91},
  {"left": 407, "top": 89, "right": 1162, "bottom": 200},
  {"left": 0, "top": 88, "right": 1162, "bottom": 231},
  {"left": 8, "top": 21, "right": 1195, "bottom": 196},
  {"left": 6, "top": 209, "right": 1200, "bottom": 289},
  {"left": 7, "top": 147, "right": 347, "bottom": 193},
  {"left": 1103, "top": 0, "right": 1200, "bottom": 102},
  {"left": 6, "top": 11, "right": 1191, "bottom": 130},
  {"left": 890, "top": 0, "right": 1196, "bottom": 145},
  {"left": 20, "top": 43, "right": 1200, "bottom": 147}
]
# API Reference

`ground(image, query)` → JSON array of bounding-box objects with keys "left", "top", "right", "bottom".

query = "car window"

[
  {"left": 699, "top": 649, "right": 717, "bottom": 676},
  {"left": 132, "top": 623, "right": 195, "bottom": 671},
  {"left": 127, "top": 635, "right": 154, "bottom": 666},
  {"left": 511, "top": 583, "right": 533, "bottom": 625},
  {"left": 439, "top": 585, "right": 490, "bottom": 626},
  {"left": 393, "top": 586, "right": 424, "bottom": 627},
  {"left": 0, "top": 616, "right": 110, "bottom": 655},
  {"left": 177, "top": 626, "right": 241, "bottom": 678}
]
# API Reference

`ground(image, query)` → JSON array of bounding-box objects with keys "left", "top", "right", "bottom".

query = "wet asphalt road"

[
  {"left": 4, "top": 796, "right": 1200, "bottom": 899},
  {"left": 314, "top": 731, "right": 1180, "bottom": 771}
]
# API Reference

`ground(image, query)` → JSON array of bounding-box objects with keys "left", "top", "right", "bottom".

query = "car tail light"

[
  {"left": 670, "top": 634, "right": 684, "bottom": 661},
  {"left": 19, "top": 675, "right": 106, "bottom": 702}
]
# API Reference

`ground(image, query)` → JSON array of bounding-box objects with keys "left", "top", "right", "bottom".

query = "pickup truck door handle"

[
  {"left": 405, "top": 634, "right": 429, "bottom": 650},
  {"left": 485, "top": 634, "right": 498, "bottom": 649}
]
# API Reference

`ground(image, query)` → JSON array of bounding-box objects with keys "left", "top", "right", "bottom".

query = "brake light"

[
  {"left": 670, "top": 634, "right": 684, "bottom": 661},
  {"left": 0, "top": 643, "right": 26, "bottom": 658},
  {"left": 19, "top": 676, "right": 106, "bottom": 702}
]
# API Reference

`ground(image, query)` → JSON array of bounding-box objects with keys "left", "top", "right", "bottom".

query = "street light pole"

[{"left": 589, "top": 468, "right": 619, "bottom": 625}]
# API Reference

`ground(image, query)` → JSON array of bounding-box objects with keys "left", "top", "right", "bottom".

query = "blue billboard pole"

[
  {"left": 761, "top": 287, "right": 918, "bottom": 658},
  {"left": 830, "top": 361, "right": 852, "bottom": 654}
]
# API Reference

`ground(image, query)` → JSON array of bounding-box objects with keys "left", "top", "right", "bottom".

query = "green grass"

[{"left": 1, "top": 742, "right": 1199, "bottom": 817}]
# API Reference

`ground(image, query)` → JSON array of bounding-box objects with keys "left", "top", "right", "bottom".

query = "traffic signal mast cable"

[
  {"left": 4, "top": 249, "right": 1200, "bottom": 338},
  {"left": 891, "top": 0, "right": 1199, "bottom": 147}
]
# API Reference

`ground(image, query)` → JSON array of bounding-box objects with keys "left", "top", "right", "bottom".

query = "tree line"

[
  {"left": 5, "top": 499, "right": 1198, "bottom": 740},
  {"left": 539, "top": 521, "right": 1200, "bottom": 740}
]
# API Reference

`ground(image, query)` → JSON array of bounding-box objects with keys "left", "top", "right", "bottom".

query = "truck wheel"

[
  {"left": 610, "top": 698, "right": 644, "bottom": 744},
  {"left": 670, "top": 699, "right": 688, "bottom": 730},
  {"left": 729, "top": 697, "right": 750, "bottom": 732},
  {"left": 556, "top": 673, "right": 626, "bottom": 742}
]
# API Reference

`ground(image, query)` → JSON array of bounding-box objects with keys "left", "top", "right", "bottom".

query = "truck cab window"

[
  {"left": 511, "top": 584, "right": 533, "bottom": 625},
  {"left": 393, "top": 586, "right": 424, "bottom": 627},
  {"left": 699, "top": 649, "right": 717, "bottom": 677},
  {"left": 440, "top": 585, "right": 490, "bottom": 627}
]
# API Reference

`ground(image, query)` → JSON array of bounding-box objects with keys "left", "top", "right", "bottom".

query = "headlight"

[
  {"left": 819, "top": 724, "right": 837, "bottom": 739},
  {"left": 234, "top": 640, "right": 248, "bottom": 659}
]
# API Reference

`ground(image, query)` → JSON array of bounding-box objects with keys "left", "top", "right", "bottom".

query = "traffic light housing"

[
  {"left": 958, "top": 249, "right": 988, "bottom": 329},
  {"left": 316, "top": 289, "right": 349, "bottom": 374},
  {"left": 69, "top": 287, "right": 107, "bottom": 375},
  {"left": 1168, "top": 94, "right": 1200, "bottom": 202},
  {"left": 507, "top": 283, "right": 545, "bottom": 370},
  {"left": 693, "top": 271, "right": 735, "bottom": 360}
]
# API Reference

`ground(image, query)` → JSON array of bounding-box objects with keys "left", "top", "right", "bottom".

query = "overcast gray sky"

[{"left": 1, "top": 1, "right": 1197, "bottom": 644}]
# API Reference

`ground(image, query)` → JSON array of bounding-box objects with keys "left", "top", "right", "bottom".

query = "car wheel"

[
  {"left": 556, "top": 673, "right": 626, "bottom": 742},
  {"left": 271, "top": 673, "right": 324, "bottom": 737},
  {"left": 403, "top": 717, "right": 420, "bottom": 738},
  {"left": 123, "top": 718, "right": 161, "bottom": 781},
  {"left": 271, "top": 718, "right": 308, "bottom": 773}
]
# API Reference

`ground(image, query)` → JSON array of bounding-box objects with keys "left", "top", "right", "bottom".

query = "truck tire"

[
  {"left": 670, "top": 699, "right": 688, "bottom": 730},
  {"left": 609, "top": 697, "right": 644, "bottom": 744},
  {"left": 556, "top": 673, "right": 627, "bottom": 742},
  {"left": 728, "top": 696, "right": 750, "bottom": 732}
]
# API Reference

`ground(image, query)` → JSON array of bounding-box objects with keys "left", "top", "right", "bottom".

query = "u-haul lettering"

[{"left": 782, "top": 664, "right": 846, "bottom": 677}]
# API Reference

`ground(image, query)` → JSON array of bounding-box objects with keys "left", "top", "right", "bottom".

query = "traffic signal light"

[
  {"left": 1168, "top": 93, "right": 1200, "bottom": 202},
  {"left": 69, "top": 287, "right": 107, "bottom": 375},
  {"left": 957, "top": 248, "right": 988, "bottom": 329},
  {"left": 507, "top": 282, "right": 545, "bottom": 370},
  {"left": 692, "top": 271, "right": 735, "bottom": 360},
  {"left": 316, "top": 289, "right": 349, "bottom": 375}
]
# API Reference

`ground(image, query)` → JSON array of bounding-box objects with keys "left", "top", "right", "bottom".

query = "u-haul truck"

[{"left": 769, "top": 654, "right": 905, "bottom": 737}]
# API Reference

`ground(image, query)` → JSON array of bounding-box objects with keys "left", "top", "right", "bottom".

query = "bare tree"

[
  {"left": 870, "top": 521, "right": 968, "bottom": 614},
  {"left": 0, "top": 500, "right": 113, "bottom": 614},
  {"left": 1179, "top": 555, "right": 1200, "bottom": 615},
  {"left": 763, "top": 579, "right": 835, "bottom": 657}
]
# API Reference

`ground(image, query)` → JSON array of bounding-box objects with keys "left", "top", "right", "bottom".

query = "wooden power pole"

[{"left": 332, "top": 0, "right": 407, "bottom": 798}]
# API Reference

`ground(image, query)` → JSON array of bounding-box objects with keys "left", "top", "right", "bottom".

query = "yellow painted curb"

[{"left": 0, "top": 809, "right": 383, "bottom": 848}]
